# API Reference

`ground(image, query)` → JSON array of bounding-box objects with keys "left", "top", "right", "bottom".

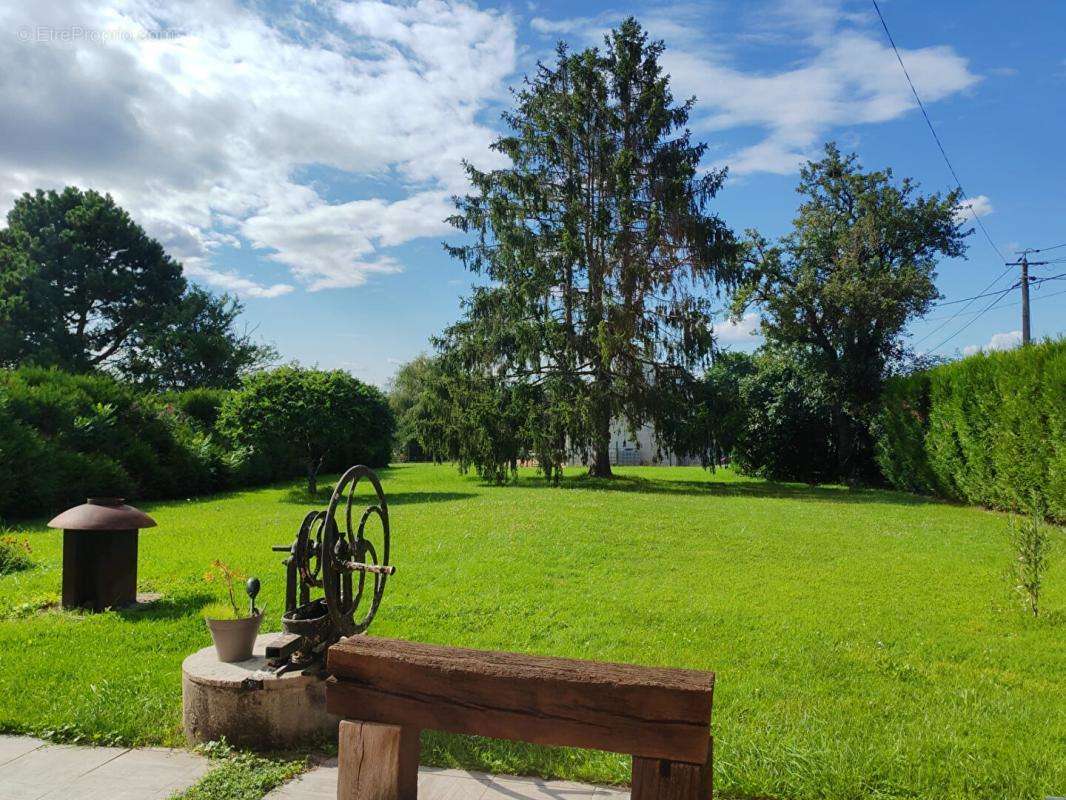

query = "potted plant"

[{"left": 203, "top": 560, "right": 263, "bottom": 662}]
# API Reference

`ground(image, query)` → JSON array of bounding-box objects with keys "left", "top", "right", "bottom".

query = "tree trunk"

[
  {"left": 306, "top": 459, "right": 319, "bottom": 496},
  {"left": 834, "top": 413, "right": 855, "bottom": 486},
  {"left": 589, "top": 401, "right": 613, "bottom": 478}
]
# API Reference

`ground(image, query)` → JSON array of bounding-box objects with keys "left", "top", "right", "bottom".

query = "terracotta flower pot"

[{"left": 206, "top": 611, "right": 263, "bottom": 662}]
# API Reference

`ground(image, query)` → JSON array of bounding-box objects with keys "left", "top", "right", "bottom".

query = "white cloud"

[
  {"left": 954, "top": 194, "right": 993, "bottom": 223},
  {"left": 0, "top": 0, "right": 516, "bottom": 295},
  {"left": 962, "top": 330, "right": 1021, "bottom": 356},
  {"left": 716, "top": 311, "right": 761, "bottom": 344},
  {"left": 530, "top": 1, "right": 980, "bottom": 176}
]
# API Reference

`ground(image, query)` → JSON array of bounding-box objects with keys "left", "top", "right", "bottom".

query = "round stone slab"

[{"left": 182, "top": 634, "right": 339, "bottom": 749}]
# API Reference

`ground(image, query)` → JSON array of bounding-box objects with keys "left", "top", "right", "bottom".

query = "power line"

[
  {"left": 927, "top": 285, "right": 1016, "bottom": 353},
  {"left": 924, "top": 283, "right": 1066, "bottom": 320},
  {"left": 870, "top": 0, "right": 1005, "bottom": 262},
  {"left": 926, "top": 271, "right": 1066, "bottom": 352},
  {"left": 910, "top": 264, "right": 1013, "bottom": 348},
  {"left": 935, "top": 280, "right": 1020, "bottom": 307},
  {"left": 1030, "top": 241, "right": 1066, "bottom": 253}
]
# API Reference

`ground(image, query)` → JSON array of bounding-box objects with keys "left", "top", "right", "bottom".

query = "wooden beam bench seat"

[{"left": 325, "top": 636, "right": 715, "bottom": 800}]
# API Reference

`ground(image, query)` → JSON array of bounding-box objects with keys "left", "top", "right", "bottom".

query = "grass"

[
  {"left": 169, "top": 742, "right": 307, "bottom": 800},
  {"left": 0, "top": 463, "right": 1062, "bottom": 800}
]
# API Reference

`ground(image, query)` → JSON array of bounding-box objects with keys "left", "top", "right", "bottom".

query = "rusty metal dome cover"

[{"left": 48, "top": 498, "right": 157, "bottom": 531}]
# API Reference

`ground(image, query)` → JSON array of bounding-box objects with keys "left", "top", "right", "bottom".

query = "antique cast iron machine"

[{"left": 266, "top": 465, "right": 395, "bottom": 673}]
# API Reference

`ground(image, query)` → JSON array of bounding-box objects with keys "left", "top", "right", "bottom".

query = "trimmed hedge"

[
  {"left": 875, "top": 339, "right": 1065, "bottom": 521},
  {"left": 0, "top": 368, "right": 228, "bottom": 518},
  {"left": 0, "top": 366, "right": 395, "bottom": 521}
]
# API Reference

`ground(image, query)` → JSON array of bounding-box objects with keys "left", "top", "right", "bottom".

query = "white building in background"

[{"left": 569, "top": 418, "right": 700, "bottom": 467}]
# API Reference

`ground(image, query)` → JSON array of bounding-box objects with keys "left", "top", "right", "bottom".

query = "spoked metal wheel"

[{"left": 321, "top": 465, "right": 391, "bottom": 636}]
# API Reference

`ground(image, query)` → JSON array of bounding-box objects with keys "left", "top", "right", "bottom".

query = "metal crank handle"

[{"left": 340, "top": 561, "right": 396, "bottom": 576}]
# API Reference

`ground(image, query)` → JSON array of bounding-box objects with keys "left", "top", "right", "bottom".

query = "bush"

[
  {"left": 0, "top": 534, "right": 33, "bottom": 574},
  {"left": 164, "top": 388, "right": 230, "bottom": 430},
  {"left": 732, "top": 346, "right": 839, "bottom": 483},
  {"left": 875, "top": 338, "right": 1065, "bottom": 521},
  {"left": 218, "top": 366, "right": 394, "bottom": 494},
  {"left": 0, "top": 368, "right": 214, "bottom": 519}
]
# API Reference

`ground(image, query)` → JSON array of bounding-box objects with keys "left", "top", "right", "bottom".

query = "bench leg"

[
  {"left": 631, "top": 738, "right": 712, "bottom": 800},
  {"left": 338, "top": 720, "right": 420, "bottom": 800}
]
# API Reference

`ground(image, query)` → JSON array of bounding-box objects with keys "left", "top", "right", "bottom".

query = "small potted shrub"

[{"left": 203, "top": 561, "right": 263, "bottom": 662}]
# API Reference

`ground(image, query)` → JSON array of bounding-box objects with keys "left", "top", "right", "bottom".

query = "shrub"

[
  {"left": 1010, "top": 512, "right": 1053, "bottom": 617},
  {"left": 732, "top": 346, "right": 839, "bottom": 483},
  {"left": 0, "top": 367, "right": 218, "bottom": 519},
  {"left": 164, "top": 388, "right": 230, "bottom": 430},
  {"left": 875, "top": 338, "right": 1065, "bottom": 521},
  {"left": 0, "top": 534, "right": 33, "bottom": 574},
  {"left": 219, "top": 366, "right": 394, "bottom": 494}
]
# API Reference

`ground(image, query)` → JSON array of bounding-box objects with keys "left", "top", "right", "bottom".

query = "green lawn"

[{"left": 0, "top": 464, "right": 1062, "bottom": 800}]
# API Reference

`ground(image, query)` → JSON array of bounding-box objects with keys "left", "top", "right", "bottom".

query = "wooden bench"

[{"left": 325, "top": 636, "right": 715, "bottom": 800}]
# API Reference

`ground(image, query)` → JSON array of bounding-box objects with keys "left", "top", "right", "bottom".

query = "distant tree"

[
  {"left": 0, "top": 188, "right": 186, "bottom": 371},
  {"left": 219, "top": 366, "right": 394, "bottom": 494},
  {"left": 415, "top": 349, "right": 532, "bottom": 484},
  {"left": 445, "top": 18, "right": 738, "bottom": 479},
  {"left": 117, "top": 287, "right": 277, "bottom": 391},
  {"left": 387, "top": 354, "right": 437, "bottom": 462},
  {"left": 733, "top": 144, "right": 967, "bottom": 483},
  {"left": 732, "top": 344, "right": 839, "bottom": 483},
  {"left": 657, "top": 350, "right": 755, "bottom": 467}
]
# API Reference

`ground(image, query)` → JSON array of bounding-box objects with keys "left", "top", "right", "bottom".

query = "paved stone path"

[
  {"left": 0, "top": 736, "right": 626, "bottom": 800},
  {"left": 0, "top": 736, "right": 210, "bottom": 800},
  {"left": 266, "top": 761, "right": 628, "bottom": 800}
]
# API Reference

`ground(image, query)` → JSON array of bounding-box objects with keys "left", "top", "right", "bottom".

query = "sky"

[{"left": 2, "top": 0, "right": 1064, "bottom": 387}]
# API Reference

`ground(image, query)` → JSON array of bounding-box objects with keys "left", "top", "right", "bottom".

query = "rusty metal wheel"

[{"left": 321, "top": 465, "right": 390, "bottom": 636}]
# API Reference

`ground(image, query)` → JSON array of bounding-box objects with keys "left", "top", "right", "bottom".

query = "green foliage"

[
  {"left": 171, "top": 749, "right": 306, "bottom": 800},
  {"left": 732, "top": 345, "right": 839, "bottom": 482},
  {"left": 0, "top": 368, "right": 262, "bottom": 520},
  {"left": 657, "top": 351, "right": 755, "bottom": 467},
  {"left": 165, "top": 388, "right": 231, "bottom": 431},
  {"left": 0, "top": 187, "right": 185, "bottom": 371},
  {"left": 388, "top": 354, "right": 437, "bottom": 462},
  {"left": 118, "top": 287, "right": 277, "bottom": 391},
  {"left": 444, "top": 19, "right": 738, "bottom": 478},
  {"left": 0, "top": 534, "right": 32, "bottom": 575},
  {"left": 734, "top": 144, "right": 967, "bottom": 483},
  {"left": 875, "top": 338, "right": 1065, "bottom": 521},
  {"left": 1010, "top": 512, "right": 1053, "bottom": 617},
  {"left": 219, "top": 366, "right": 394, "bottom": 494}
]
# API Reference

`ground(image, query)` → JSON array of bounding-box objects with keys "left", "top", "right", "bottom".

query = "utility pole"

[
  {"left": 1006, "top": 250, "right": 1049, "bottom": 345},
  {"left": 1020, "top": 254, "right": 1030, "bottom": 345}
]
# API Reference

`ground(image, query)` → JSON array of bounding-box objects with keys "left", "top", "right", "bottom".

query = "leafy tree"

[
  {"left": 657, "top": 350, "right": 755, "bottom": 467},
  {"left": 387, "top": 354, "right": 438, "bottom": 462},
  {"left": 733, "top": 144, "right": 966, "bottom": 483},
  {"left": 414, "top": 351, "right": 532, "bottom": 484},
  {"left": 117, "top": 287, "right": 277, "bottom": 391},
  {"left": 219, "top": 366, "right": 394, "bottom": 494},
  {"left": 732, "top": 345, "right": 839, "bottom": 483},
  {"left": 445, "top": 18, "right": 738, "bottom": 478},
  {"left": 0, "top": 188, "right": 186, "bottom": 370}
]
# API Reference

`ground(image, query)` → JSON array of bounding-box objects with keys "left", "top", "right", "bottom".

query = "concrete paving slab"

[
  {"left": 0, "top": 743, "right": 128, "bottom": 799},
  {"left": 0, "top": 738, "right": 43, "bottom": 770},
  {"left": 0, "top": 741, "right": 208, "bottom": 800},
  {"left": 266, "top": 763, "right": 629, "bottom": 800},
  {"left": 35, "top": 747, "right": 211, "bottom": 800}
]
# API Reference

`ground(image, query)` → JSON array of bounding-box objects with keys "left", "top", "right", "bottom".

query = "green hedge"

[
  {"left": 0, "top": 367, "right": 395, "bottom": 521},
  {"left": 875, "top": 339, "right": 1065, "bottom": 521}
]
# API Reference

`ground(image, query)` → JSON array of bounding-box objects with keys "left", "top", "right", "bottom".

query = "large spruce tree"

[{"left": 445, "top": 18, "right": 738, "bottom": 477}]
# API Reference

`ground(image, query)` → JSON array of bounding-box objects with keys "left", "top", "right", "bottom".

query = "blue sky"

[{"left": 2, "top": 0, "right": 1064, "bottom": 386}]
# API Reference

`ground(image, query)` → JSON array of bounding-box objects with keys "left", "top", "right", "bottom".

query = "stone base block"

[{"left": 182, "top": 634, "right": 339, "bottom": 750}]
